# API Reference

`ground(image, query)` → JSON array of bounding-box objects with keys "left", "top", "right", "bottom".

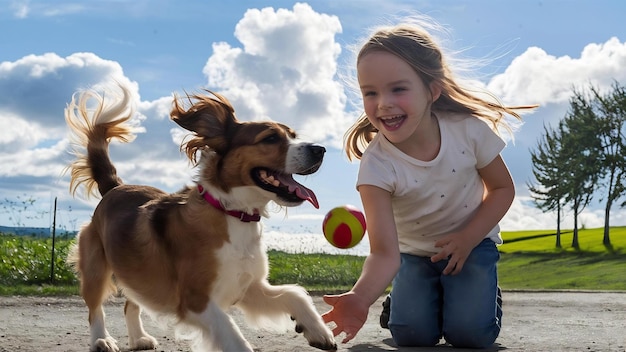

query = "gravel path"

[{"left": 1, "top": 291, "right": 625, "bottom": 351}]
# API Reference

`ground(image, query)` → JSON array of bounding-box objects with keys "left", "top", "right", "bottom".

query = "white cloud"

[
  {"left": 0, "top": 52, "right": 135, "bottom": 132},
  {"left": 1, "top": 4, "right": 625, "bottom": 236},
  {"left": 0, "top": 50, "right": 200, "bottom": 215},
  {"left": 0, "top": 138, "right": 69, "bottom": 178},
  {"left": 0, "top": 111, "right": 49, "bottom": 152},
  {"left": 202, "top": 3, "right": 352, "bottom": 148},
  {"left": 8, "top": 0, "right": 87, "bottom": 18},
  {"left": 488, "top": 37, "right": 626, "bottom": 106},
  {"left": 10, "top": 0, "right": 29, "bottom": 18},
  {"left": 40, "top": 3, "right": 85, "bottom": 17}
]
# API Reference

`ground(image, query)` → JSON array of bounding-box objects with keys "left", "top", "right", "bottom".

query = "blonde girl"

[{"left": 322, "top": 20, "right": 536, "bottom": 348}]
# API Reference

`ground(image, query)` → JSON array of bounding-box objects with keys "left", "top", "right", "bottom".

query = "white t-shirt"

[{"left": 357, "top": 112, "right": 506, "bottom": 256}]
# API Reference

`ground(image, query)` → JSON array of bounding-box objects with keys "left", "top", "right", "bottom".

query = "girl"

[{"left": 321, "top": 20, "right": 536, "bottom": 348}]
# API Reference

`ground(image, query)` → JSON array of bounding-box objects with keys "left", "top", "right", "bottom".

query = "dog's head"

[{"left": 171, "top": 91, "right": 325, "bottom": 211}]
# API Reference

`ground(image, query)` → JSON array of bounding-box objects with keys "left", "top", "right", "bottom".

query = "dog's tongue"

[{"left": 276, "top": 173, "right": 319, "bottom": 209}]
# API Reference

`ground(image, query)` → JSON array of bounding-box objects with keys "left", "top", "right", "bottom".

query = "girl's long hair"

[{"left": 345, "top": 20, "right": 537, "bottom": 161}]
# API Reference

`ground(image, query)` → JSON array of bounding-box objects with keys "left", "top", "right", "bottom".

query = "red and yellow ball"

[{"left": 322, "top": 205, "right": 366, "bottom": 249}]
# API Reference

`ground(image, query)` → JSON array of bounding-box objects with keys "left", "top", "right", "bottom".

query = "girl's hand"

[
  {"left": 432, "top": 155, "right": 515, "bottom": 275},
  {"left": 431, "top": 233, "right": 475, "bottom": 275},
  {"left": 321, "top": 292, "right": 368, "bottom": 343}
]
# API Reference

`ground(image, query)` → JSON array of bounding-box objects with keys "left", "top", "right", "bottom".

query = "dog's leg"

[
  {"left": 77, "top": 226, "right": 120, "bottom": 352},
  {"left": 185, "top": 300, "right": 254, "bottom": 352},
  {"left": 87, "top": 306, "right": 119, "bottom": 352},
  {"left": 237, "top": 281, "right": 337, "bottom": 350},
  {"left": 82, "top": 275, "right": 118, "bottom": 351},
  {"left": 124, "top": 300, "right": 158, "bottom": 350}
]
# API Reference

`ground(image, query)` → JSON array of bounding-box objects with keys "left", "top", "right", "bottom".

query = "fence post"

[{"left": 50, "top": 197, "right": 57, "bottom": 284}]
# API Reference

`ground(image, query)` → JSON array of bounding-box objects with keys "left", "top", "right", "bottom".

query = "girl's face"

[{"left": 357, "top": 50, "right": 441, "bottom": 151}]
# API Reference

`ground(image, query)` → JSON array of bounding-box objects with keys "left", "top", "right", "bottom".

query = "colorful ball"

[{"left": 322, "top": 205, "right": 366, "bottom": 249}]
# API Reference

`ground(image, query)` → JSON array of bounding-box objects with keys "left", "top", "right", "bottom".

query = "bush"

[{"left": 0, "top": 233, "right": 77, "bottom": 286}]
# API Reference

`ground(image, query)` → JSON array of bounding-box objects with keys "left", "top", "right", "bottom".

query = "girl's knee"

[
  {"left": 443, "top": 325, "right": 499, "bottom": 348},
  {"left": 390, "top": 324, "right": 440, "bottom": 347}
]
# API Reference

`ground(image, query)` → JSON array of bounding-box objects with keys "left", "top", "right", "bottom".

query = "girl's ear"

[{"left": 429, "top": 81, "right": 442, "bottom": 103}]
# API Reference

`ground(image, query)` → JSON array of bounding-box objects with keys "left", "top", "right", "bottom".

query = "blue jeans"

[{"left": 389, "top": 239, "right": 502, "bottom": 348}]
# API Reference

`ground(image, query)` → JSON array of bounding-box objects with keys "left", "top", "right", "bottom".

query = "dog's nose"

[{"left": 311, "top": 144, "right": 326, "bottom": 158}]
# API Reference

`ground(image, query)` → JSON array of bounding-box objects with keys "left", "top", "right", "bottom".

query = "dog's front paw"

[
  {"left": 91, "top": 337, "right": 120, "bottom": 352},
  {"left": 129, "top": 334, "right": 158, "bottom": 350},
  {"left": 295, "top": 321, "right": 337, "bottom": 351},
  {"left": 309, "top": 338, "right": 338, "bottom": 351}
]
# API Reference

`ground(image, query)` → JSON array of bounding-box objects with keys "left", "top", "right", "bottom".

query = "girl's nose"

[{"left": 378, "top": 96, "right": 392, "bottom": 110}]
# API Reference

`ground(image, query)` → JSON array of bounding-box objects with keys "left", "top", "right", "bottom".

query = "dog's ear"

[{"left": 171, "top": 91, "right": 238, "bottom": 161}]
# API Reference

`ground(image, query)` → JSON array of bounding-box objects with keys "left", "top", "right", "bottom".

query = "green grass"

[
  {"left": 267, "top": 250, "right": 364, "bottom": 293},
  {"left": 0, "top": 284, "right": 78, "bottom": 296},
  {"left": 1, "top": 227, "right": 625, "bottom": 295},
  {"left": 497, "top": 226, "right": 626, "bottom": 290},
  {"left": 500, "top": 226, "right": 626, "bottom": 253},
  {"left": 498, "top": 251, "right": 625, "bottom": 290}
]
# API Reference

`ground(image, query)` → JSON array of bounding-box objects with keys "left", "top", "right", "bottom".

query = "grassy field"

[
  {"left": 497, "top": 227, "right": 626, "bottom": 290},
  {"left": 1, "top": 227, "right": 625, "bottom": 295}
]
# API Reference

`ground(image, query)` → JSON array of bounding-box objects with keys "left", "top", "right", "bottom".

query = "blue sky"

[{"left": 1, "top": 0, "right": 625, "bottom": 252}]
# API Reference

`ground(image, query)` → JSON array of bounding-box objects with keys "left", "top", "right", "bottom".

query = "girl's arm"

[
  {"left": 322, "top": 185, "right": 401, "bottom": 343},
  {"left": 431, "top": 154, "right": 515, "bottom": 274},
  {"left": 352, "top": 184, "right": 402, "bottom": 305}
]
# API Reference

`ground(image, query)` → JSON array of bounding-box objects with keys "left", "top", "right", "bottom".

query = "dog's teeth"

[
  {"left": 258, "top": 170, "right": 282, "bottom": 187},
  {"left": 264, "top": 175, "right": 280, "bottom": 187}
]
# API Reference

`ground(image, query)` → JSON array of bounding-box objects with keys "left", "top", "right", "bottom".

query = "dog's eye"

[{"left": 261, "top": 134, "right": 280, "bottom": 144}]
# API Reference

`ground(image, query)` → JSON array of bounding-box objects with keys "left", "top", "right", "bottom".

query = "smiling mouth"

[
  {"left": 380, "top": 114, "right": 405, "bottom": 129},
  {"left": 252, "top": 168, "right": 319, "bottom": 208}
]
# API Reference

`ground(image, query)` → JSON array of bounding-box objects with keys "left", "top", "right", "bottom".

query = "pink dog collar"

[{"left": 197, "top": 185, "right": 261, "bottom": 222}]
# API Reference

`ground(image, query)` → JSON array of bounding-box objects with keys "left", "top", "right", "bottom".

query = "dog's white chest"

[{"left": 212, "top": 219, "right": 268, "bottom": 306}]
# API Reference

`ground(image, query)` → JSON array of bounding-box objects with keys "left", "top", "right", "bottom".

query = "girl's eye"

[
  {"left": 393, "top": 87, "right": 407, "bottom": 93},
  {"left": 363, "top": 91, "right": 376, "bottom": 97}
]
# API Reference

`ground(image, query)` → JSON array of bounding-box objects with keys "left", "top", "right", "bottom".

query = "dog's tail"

[{"left": 65, "top": 83, "right": 136, "bottom": 198}]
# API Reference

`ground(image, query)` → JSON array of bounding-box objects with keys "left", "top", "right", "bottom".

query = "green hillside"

[{"left": 498, "top": 227, "right": 625, "bottom": 290}]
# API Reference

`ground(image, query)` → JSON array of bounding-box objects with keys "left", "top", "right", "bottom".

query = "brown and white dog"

[{"left": 65, "top": 83, "right": 337, "bottom": 352}]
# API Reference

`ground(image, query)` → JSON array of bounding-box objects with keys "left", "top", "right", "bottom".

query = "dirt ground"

[{"left": 1, "top": 291, "right": 625, "bottom": 352}]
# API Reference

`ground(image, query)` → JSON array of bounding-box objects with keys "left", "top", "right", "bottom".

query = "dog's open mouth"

[{"left": 253, "top": 168, "right": 319, "bottom": 208}]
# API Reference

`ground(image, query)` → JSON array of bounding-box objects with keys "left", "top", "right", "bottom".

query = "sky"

[{"left": 1, "top": 0, "right": 625, "bottom": 253}]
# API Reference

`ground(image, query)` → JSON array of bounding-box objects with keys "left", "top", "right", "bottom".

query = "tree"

[
  {"left": 527, "top": 124, "right": 567, "bottom": 248},
  {"left": 590, "top": 83, "right": 626, "bottom": 248},
  {"left": 559, "top": 90, "right": 604, "bottom": 249}
]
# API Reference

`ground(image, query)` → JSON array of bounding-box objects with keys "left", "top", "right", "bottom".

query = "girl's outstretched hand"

[{"left": 321, "top": 292, "right": 368, "bottom": 343}]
